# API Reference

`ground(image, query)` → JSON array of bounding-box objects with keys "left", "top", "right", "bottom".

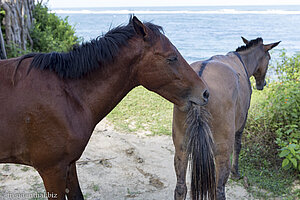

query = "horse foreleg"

[
  {"left": 66, "top": 162, "right": 84, "bottom": 200},
  {"left": 38, "top": 164, "right": 68, "bottom": 200}
]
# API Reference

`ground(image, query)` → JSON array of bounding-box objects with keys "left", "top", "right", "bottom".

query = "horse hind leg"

[
  {"left": 214, "top": 122, "right": 235, "bottom": 199},
  {"left": 174, "top": 149, "right": 188, "bottom": 200},
  {"left": 215, "top": 144, "right": 232, "bottom": 200},
  {"left": 231, "top": 121, "right": 246, "bottom": 180},
  {"left": 172, "top": 107, "right": 188, "bottom": 200},
  {"left": 66, "top": 162, "right": 84, "bottom": 200}
]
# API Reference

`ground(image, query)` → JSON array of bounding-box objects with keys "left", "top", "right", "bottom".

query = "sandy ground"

[{"left": 0, "top": 119, "right": 254, "bottom": 200}]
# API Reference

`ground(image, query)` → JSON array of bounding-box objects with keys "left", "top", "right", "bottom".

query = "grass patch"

[
  {"left": 126, "top": 188, "right": 142, "bottom": 198},
  {"left": 83, "top": 192, "right": 91, "bottom": 199},
  {"left": 90, "top": 182, "right": 100, "bottom": 192},
  {"left": 239, "top": 148, "right": 298, "bottom": 199},
  {"left": 2, "top": 164, "right": 10, "bottom": 172},
  {"left": 241, "top": 88, "right": 299, "bottom": 199},
  {"left": 29, "top": 181, "right": 46, "bottom": 200},
  {"left": 107, "top": 86, "right": 173, "bottom": 135},
  {"left": 21, "top": 166, "right": 30, "bottom": 172}
]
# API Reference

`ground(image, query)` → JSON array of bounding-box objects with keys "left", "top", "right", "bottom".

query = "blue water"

[{"left": 53, "top": 6, "right": 300, "bottom": 64}]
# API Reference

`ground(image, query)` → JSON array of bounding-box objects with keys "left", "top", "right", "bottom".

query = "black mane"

[
  {"left": 236, "top": 37, "right": 263, "bottom": 52},
  {"left": 19, "top": 17, "right": 163, "bottom": 79}
]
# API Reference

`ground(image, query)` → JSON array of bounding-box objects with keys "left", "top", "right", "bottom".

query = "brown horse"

[
  {"left": 0, "top": 16, "right": 210, "bottom": 200},
  {"left": 172, "top": 37, "right": 280, "bottom": 200}
]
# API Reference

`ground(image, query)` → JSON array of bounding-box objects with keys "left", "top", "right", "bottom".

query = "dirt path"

[{"left": 0, "top": 119, "right": 254, "bottom": 200}]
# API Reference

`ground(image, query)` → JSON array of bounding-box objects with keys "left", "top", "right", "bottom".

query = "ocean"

[{"left": 53, "top": 5, "right": 300, "bottom": 64}]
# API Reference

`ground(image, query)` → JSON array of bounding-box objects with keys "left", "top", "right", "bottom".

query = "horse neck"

[
  {"left": 238, "top": 48, "right": 260, "bottom": 77},
  {"left": 69, "top": 45, "right": 141, "bottom": 125}
]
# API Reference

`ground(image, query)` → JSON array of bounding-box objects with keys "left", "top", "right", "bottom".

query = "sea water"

[{"left": 53, "top": 5, "right": 300, "bottom": 64}]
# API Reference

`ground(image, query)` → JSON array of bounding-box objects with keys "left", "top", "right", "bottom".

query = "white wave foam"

[{"left": 51, "top": 9, "right": 300, "bottom": 15}]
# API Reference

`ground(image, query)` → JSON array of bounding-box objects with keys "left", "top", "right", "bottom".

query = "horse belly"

[{"left": 234, "top": 86, "right": 251, "bottom": 131}]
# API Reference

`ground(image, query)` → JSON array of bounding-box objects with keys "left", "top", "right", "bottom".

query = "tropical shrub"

[
  {"left": 272, "top": 51, "right": 300, "bottom": 170},
  {"left": 1, "top": 3, "right": 79, "bottom": 57},
  {"left": 244, "top": 50, "right": 300, "bottom": 171},
  {"left": 30, "top": 3, "right": 81, "bottom": 53}
]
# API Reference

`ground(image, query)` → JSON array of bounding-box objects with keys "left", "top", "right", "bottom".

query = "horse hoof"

[
  {"left": 174, "top": 184, "right": 187, "bottom": 200},
  {"left": 230, "top": 173, "right": 242, "bottom": 180}
]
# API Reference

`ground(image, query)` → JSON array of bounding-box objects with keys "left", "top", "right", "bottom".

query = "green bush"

[
  {"left": 5, "top": 43, "right": 31, "bottom": 58},
  {"left": 30, "top": 3, "right": 81, "bottom": 53},
  {"left": 0, "top": 9, "right": 5, "bottom": 38},
  {"left": 1, "top": 3, "right": 80, "bottom": 57},
  {"left": 275, "top": 50, "right": 300, "bottom": 82},
  {"left": 245, "top": 50, "right": 300, "bottom": 171},
  {"left": 240, "top": 51, "right": 299, "bottom": 197},
  {"left": 269, "top": 81, "right": 300, "bottom": 170},
  {"left": 271, "top": 51, "right": 300, "bottom": 171}
]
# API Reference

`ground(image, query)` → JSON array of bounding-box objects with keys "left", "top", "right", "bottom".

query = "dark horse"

[
  {"left": 0, "top": 17, "right": 210, "bottom": 199},
  {"left": 173, "top": 37, "right": 280, "bottom": 199}
]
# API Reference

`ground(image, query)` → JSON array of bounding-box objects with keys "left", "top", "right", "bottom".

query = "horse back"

[
  {"left": 191, "top": 58, "right": 239, "bottom": 109},
  {"left": 0, "top": 58, "right": 20, "bottom": 86},
  {"left": 191, "top": 55, "right": 250, "bottom": 132}
]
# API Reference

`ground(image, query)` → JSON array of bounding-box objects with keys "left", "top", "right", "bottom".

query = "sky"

[{"left": 48, "top": 0, "right": 300, "bottom": 8}]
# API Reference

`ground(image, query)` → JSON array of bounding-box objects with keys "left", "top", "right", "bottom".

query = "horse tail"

[{"left": 185, "top": 105, "right": 216, "bottom": 200}]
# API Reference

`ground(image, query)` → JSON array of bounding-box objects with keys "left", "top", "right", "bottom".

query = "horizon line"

[{"left": 49, "top": 4, "right": 300, "bottom": 9}]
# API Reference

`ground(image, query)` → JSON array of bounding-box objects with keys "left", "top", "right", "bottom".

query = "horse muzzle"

[
  {"left": 190, "top": 89, "right": 210, "bottom": 106},
  {"left": 256, "top": 80, "right": 266, "bottom": 90}
]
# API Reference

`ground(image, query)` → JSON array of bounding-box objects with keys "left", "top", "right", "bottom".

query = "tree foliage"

[{"left": 30, "top": 3, "right": 81, "bottom": 53}]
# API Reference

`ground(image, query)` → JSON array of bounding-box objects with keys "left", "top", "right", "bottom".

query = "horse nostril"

[{"left": 203, "top": 90, "right": 209, "bottom": 101}]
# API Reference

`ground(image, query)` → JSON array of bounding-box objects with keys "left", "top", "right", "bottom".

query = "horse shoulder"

[
  {"left": 234, "top": 82, "right": 251, "bottom": 131},
  {"left": 2, "top": 60, "right": 92, "bottom": 165}
]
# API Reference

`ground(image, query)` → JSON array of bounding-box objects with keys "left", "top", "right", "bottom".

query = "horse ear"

[
  {"left": 264, "top": 41, "right": 281, "bottom": 51},
  {"left": 241, "top": 36, "right": 249, "bottom": 44},
  {"left": 132, "top": 16, "right": 149, "bottom": 40}
]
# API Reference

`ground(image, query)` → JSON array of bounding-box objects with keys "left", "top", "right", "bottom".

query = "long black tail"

[{"left": 185, "top": 105, "right": 216, "bottom": 200}]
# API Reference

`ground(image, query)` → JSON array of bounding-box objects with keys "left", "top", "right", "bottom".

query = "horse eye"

[{"left": 167, "top": 56, "right": 178, "bottom": 63}]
